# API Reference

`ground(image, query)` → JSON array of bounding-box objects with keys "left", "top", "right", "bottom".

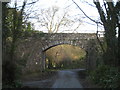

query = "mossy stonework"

[{"left": 15, "top": 33, "right": 102, "bottom": 74}]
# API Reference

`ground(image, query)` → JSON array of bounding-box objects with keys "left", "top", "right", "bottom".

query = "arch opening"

[{"left": 44, "top": 44, "right": 87, "bottom": 70}]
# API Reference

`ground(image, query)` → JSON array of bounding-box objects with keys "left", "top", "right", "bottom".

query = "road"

[
  {"left": 23, "top": 69, "right": 84, "bottom": 88},
  {"left": 52, "top": 69, "right": 83, "bottom": 88}
]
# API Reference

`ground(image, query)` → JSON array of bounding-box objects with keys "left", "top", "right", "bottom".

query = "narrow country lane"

[
  {"left": 22, "top": 69, "right": 84, "bottom": 88},
  {"left": 52, "top": 69, "right": 83, "bottom": 88}
]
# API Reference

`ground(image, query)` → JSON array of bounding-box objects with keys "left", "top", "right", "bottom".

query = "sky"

[{"left": 9, "top": 0, "right": 105, "bottom": 33}]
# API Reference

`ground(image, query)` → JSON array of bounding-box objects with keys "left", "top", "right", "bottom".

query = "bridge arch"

[
  {"left": 16, "top": 33, "right": 99, "bottom": 73},
  {"left": 37, "top": 33, "right": 98, "bottom": 71}
]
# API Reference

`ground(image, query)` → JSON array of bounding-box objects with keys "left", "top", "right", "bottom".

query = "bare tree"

[
  {"left": 72, "top": 0, "right": 120, "bottom": 66},
  {"left": 93, "top": 0, "right": 120, "bottom": 66},
  {"left": 37, "top": 6, "right": 82, "bottom": 33}
]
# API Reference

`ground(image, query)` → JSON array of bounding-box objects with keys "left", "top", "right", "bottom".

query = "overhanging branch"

[{"left": 72, "top": 0, "right": 103, "bottom": 25}]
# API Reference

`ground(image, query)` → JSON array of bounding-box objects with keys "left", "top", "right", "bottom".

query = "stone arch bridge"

[{"left": 16, "top": 33, "right": 101, "bottom": 73}]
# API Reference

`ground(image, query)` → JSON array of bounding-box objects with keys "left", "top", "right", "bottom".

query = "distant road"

[{"left": 52, "top": 69, "right": 84, "bottom": 88}]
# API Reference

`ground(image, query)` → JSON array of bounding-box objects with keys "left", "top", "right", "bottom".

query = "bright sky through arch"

[{"left": 8, "top": 0, "right": 105, "bottom": 33}]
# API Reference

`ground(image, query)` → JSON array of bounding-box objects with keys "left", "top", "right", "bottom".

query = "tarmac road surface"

[{"left": 52, "top": 69, "right": 83, "bottom": 88}]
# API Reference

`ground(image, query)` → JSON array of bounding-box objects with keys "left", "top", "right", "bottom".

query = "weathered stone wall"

[
  {"left": 41, "top": 33, "right": 96, "bottom": 51},
  {"left": 15, "top": 37, "right": 43, "bottom": 73},
  {"left": 15, "top": 33, "right": 101, "bottom": 74}
]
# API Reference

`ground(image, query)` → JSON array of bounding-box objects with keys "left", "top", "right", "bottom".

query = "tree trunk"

[
  {"left": 104, "top": 22, "right": 117, "bottom": 66},
  {"left": 118, "top": 23, "right": 120, "bottom": 66}
]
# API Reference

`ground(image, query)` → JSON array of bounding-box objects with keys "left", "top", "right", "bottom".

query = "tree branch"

[
  {"left": 93, "top": 0, "right": 107, "bottom": 25},
  {"left": 72, "top": 0, "right": 103, "bottom": 25},
  {"left": 16, "top": 0, "right": 39, "bottom": 8}
]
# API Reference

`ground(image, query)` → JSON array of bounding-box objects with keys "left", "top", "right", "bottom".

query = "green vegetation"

[
  {"left": 89, "top": 65, "right": 120, "bottom": 88},
  {"left": 2, "top": 2, "right": 43, "bottom": 88},
  {"left": 45, "top": 44, "right": 86, "bottom": 69}
]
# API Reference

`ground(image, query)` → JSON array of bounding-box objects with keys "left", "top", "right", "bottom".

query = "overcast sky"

[{"left": 9, "top": 0, "right": 105, "bottom": 33}]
